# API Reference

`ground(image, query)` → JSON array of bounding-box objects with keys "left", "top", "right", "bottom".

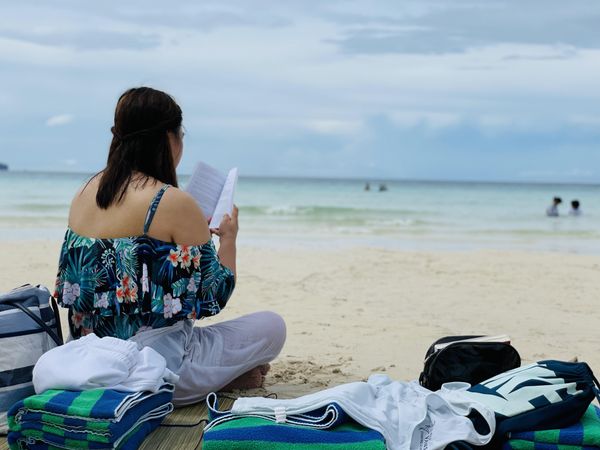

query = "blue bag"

[{"left": 464, "top": 360, "right": 600, "bottom": 436}]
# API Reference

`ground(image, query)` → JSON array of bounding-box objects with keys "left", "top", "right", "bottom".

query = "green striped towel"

[
  {"left": 203, "top": 416, "right": 386, "bottom": 450},
  {"left": 503, "top": 405, "right": 600, "bottom": 450},
  {"left": 7, "top": 385, "right": 173, "bottom": 449}
]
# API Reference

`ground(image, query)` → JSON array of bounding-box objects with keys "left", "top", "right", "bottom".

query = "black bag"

[{"left": 419, "top": 335, "right": 521, "bottom": 391}]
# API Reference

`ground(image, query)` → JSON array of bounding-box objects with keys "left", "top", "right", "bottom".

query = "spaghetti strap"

[{"left": 143, "top": 184, "right": 171, "bottom": 234}]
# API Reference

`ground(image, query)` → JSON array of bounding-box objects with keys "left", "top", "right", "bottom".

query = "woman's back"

[
  {"left": 70, "top": 175, "right": 189, "bottom": 243},
  {"left": 55, "top": 175, "right": 236, "bottom": 339}
]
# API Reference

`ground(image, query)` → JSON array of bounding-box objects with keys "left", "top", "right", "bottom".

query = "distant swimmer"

[
  {"left": 569, "top": 200, "right": 582, "bottom": 217},
  {"left": 546, "top": 197, "right": 562, "bottom": 217},
  {"left": 378, "top": 183, "right": 388, "bottom": 192},
  {"left": 364, "top": 182, "right": 370, "bottom": 191}
]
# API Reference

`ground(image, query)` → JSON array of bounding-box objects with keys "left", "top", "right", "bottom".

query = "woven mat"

[{"left": 1, "top": 396, "right": 235, "bottom": 450}]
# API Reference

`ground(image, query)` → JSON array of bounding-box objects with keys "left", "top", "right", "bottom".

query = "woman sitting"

[{"left": 53, "top": 87, "right": 286, "bottom": 406}]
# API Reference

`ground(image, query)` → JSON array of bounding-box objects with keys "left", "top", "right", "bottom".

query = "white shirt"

[
  {"left": 546, "top": 205, "right": 559, "bottom": 217},
  {"left": 230, "top": 375, "right": 495, "bottom": 450},
  {"left": 33, "top": 333, "right": 179, "bottom": 394}
]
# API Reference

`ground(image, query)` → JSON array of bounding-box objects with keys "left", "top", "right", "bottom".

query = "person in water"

[
  {"left": 546, "top": 197, "right": 562, "bottom": 217},
  {"left": 570, "top": 200, "right": 582, "bottom": 216},
  {"left": 53, "top": 87, "right": 286, "bottom": 406}
]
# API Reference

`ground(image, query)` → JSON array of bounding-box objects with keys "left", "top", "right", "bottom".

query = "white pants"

[{"left": 130, "top": 311, "right": 286, "bottom": 406}]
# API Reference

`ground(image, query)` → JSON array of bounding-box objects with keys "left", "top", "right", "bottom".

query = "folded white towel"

[{"left": 32, "top": 333, "right": 179, "bottom": 393}]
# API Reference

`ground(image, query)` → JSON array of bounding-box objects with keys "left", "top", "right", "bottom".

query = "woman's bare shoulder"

[
  {"left": 156, "top": 186, "right": 211, "bottom": 245},
  {"left": 69, "top": 175, "right": 100, "bottom": 217},
  {"left": 161, "top": 187, "right": 203, "bottom": 215}
]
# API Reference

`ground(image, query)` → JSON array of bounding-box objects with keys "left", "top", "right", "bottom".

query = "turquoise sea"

[{"left": 1, "top": 170, "right": 599, "bottom": 253}]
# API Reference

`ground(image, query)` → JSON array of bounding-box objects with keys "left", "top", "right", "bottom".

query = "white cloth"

[
  {"left": 32, "top": 333, "right": 179, "bottom": 394},
  {"left": 546, "top": 205, "right": 559, "bottom": 217},
  {"left": 231, "top": 374, "right": 495, "bottom": 450},
  {"left": 130, "top": 311, "right": 286, "bottom": 406}
]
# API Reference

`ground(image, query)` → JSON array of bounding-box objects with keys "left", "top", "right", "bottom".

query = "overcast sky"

[{"left": 0, "top": 0, "right": 599, "bottom": 182}]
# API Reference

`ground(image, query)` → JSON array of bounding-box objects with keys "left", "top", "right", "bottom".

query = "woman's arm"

[
  {"left": 213, "top": 206, "right": 238, "bottom": 279},
  {"left": 166, "top": 190, "right": 237, "bottom": 315}
]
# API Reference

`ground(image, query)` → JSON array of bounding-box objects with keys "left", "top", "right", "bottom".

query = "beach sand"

[{"left": 2, "top": 240, "right": 599, "bottom": 398}]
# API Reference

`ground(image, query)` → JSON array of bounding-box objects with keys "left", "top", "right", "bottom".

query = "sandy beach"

[{"left": 2, "top": 240, "right": 599, "bottom": 399}]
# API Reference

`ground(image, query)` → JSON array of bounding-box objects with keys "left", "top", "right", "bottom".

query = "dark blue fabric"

[
  {"left": 205, "top": 423, "right": 384, "bottom": 444},
  {"left": 507, "top": 405, "right": 600, "bottom": 447},
  {"left": 7, "top": 417, "right": 164, "bottom": 449},
  {"left": 502, "top": 443, "right": 598, "bottom": 450},
  {"left": 468, "top": 360, "right": 597, "bottom": 436}
]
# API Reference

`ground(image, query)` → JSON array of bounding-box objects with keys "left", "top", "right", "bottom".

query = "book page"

[
  {"left": 209, "top": 168, "right": 238, "bottom": 229},
  {"left": 185, "top": 162, "right": 227, "bottom": 221}
]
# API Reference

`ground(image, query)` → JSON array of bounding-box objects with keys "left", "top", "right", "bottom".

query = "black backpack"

[{"left": 419, "top": 335, "right": 521, "bottom": 391}]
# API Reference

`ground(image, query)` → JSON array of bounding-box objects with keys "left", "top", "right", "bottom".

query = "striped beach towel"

[
  {"left": 203, "top": 394, "right": 385, "bottom": 450},
  {"left": 203, "top": 416, "right": 386, "bottom": 450},
  {"left": 502, "top": 405, "right": 600, "bottom": 450},
  {"left": 7, "top": 420, "right": 162, "bottom": 450},
  {"left": 7, "top": 384, "right": 174, "bottom": 449}
]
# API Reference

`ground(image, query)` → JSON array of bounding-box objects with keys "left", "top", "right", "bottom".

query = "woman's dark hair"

[{"left": 95, "top": 87, "right": 182, "bottom": 208}]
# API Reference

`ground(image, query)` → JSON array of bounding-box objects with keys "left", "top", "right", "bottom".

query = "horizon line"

[{"left": 1, "top": 168, "right": 599, "bottom": 188}]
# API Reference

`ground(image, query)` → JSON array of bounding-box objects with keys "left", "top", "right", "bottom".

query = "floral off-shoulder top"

[{"left": 53, "top": 184, "right": 235, "bottom": 340}]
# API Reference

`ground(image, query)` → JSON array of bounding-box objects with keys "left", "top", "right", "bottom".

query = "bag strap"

[
  {"left": 0, "top": 298, "right": 63, "bottom": 346},
  {"left": 50, "top": 296, "right": 64, "bottom": 345}
]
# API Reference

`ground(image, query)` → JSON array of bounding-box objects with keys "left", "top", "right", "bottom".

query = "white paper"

[
  {"left": 184, "top": 162, "right": 237, "bottom": 228},
  {"left": 210, "top": 168, "right": 238, "bottom": 229}
]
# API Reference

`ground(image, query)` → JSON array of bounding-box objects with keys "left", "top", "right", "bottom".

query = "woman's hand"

[{"left": 213, "top": 205, "right": 239, "bottom": 241}]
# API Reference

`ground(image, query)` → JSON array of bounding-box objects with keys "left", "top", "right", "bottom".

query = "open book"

[
  {"left": 185, "top": 162, "right": 238, "bottom": 229},
  {"left": 433, "top": 335, "right": 511, "bottom": 352}
]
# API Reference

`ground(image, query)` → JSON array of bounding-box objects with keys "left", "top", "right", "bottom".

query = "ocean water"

[{"left": 1, "top": 170, "right": 599, "bottom": 253}]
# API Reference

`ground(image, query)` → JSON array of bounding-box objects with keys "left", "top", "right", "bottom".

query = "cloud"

[
  {"left": 569, "top": 115, "right": 600, "bottom": 127},
  {"left": 388, "top": 111, "right": 461, "bottom": 129},
  {"left": 325, "top": 1, "right": 600, "bottom": 55},
  {"left": 46, "top": 114, "right": 73, "bottom": 127},
  {"left": 1, "top": 0, "right": 599, "bottom": 182},
  {"left": 4, "top": 1, "right": 600, "bottom": 56},
  {"left": 304, "top": 119, "right": 363, "bottom": 135},
  {"left": 501, "top": 46, "right": 579, "bottom": 61},
  {"left": 0, "top": 28, "right": 161, "bottom": 51},
  {"left": 117, "top": 7, "right": 291, "bottom": 32},
  {"left": 565, "top": 168, "right": 595, "bottom": 178}
]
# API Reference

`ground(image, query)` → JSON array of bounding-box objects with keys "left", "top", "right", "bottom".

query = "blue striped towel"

[
  {"left": 502, "top": 405, "right": 600, "bottom": 450},
  {"left": 203, "top": 393, "right": 385, "bottom": 450},
  {"left": 7, "top": 384, "right": 174, "bottom": 449}
]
